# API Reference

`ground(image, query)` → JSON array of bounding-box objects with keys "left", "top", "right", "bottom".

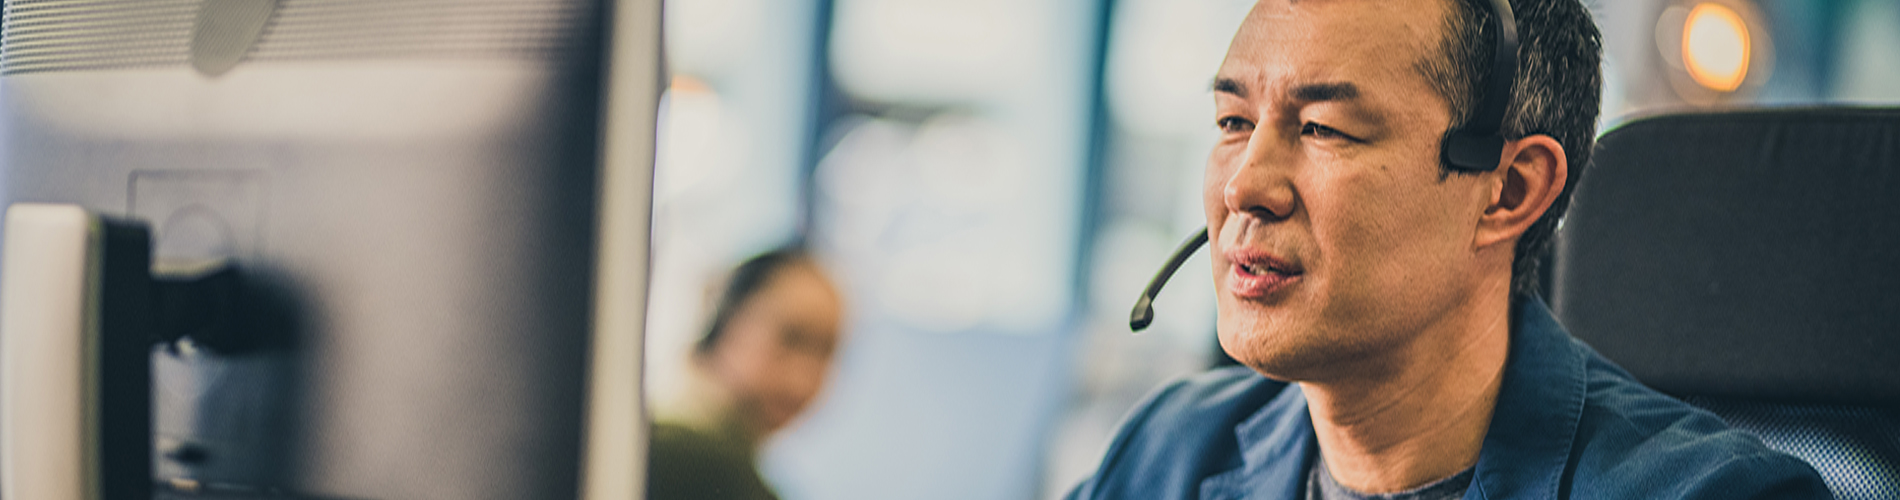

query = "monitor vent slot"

[{"left": 2, "top": 0, "right": 600, "bottom": 75}]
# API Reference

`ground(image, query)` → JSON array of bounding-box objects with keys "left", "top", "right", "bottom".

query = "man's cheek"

[
  {"left": 1202, "top": 176, "right": 1226, "bottom": 214},
  {"left": 1204, "top": 168, "right": 1236, "bottom": 225}
]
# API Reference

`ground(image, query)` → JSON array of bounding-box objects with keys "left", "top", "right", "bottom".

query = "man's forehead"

[
  {"left": 1218, "top": 0, "right": 1447, "bottom": 95},
  {"left": 1238, "top": 0, "right": 1448, "bottom": 24}
]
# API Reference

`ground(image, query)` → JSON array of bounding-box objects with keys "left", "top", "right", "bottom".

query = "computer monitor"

[{"left": 0, "top": 0, "right": 658, "bottom": 498}]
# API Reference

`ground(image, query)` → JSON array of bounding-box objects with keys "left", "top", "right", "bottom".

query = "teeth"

[{"left": 1241, "top": 262, "right": 1292, "bottom": 276}]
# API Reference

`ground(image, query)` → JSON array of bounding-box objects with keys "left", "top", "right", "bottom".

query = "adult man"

[{"left": 1067, "top": 0, "right": 1832, "bottom": 499}]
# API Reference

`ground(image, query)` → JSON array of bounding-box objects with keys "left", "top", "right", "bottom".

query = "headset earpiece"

[{"left": 1442, "top": 0, "right": 1519, "bottom": 172}]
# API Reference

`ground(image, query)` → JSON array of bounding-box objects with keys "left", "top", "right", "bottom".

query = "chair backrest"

[{"left": 1551, "top": 108, "right": 1900, "bottom": 500}]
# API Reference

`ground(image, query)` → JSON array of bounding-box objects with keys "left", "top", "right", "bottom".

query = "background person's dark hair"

[
  {"left": 1417, "top": 0, "right": 1602, "bottom": 297},
  {"left": 694, "top": 248, "right": 812, "bottom": 355}
]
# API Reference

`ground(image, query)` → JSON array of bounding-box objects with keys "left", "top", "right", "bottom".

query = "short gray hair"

[{"left": 1417, "top": 0, "right": 1603, "bottom": 297}]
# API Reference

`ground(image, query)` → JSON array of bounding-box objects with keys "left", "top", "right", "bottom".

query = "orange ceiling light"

[{"left": 1682, "top": 3, "right": 1751, "bottom": 92}]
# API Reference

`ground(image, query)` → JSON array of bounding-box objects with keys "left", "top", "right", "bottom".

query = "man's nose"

[{"left": 1221, "top": 129, "right": 1298, "bottom": 222}]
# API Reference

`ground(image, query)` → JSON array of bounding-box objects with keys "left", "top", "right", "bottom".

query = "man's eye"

[
  {"left": 1217, "top": 117, "right": 1255, "bottom": 134},
  {"left": 1301, "top": 122, "right": 1355, "bottom": 141}
]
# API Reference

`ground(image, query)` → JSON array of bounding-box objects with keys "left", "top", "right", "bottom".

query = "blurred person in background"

[{"left": 648, "top": 249, "right": 846, "bottom": 500}]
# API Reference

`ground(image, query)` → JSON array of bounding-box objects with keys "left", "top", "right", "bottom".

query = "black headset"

[{"left": 1129, "top": 0, "right": 1518, "bottom": 331}]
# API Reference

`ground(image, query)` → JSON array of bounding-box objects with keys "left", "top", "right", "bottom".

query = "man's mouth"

[{"left": 1227, "top": 251, "right": 1303, "bottom": 298}]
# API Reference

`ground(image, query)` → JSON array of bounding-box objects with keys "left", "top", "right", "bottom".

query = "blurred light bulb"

[{"left": 1682, "top": 3, "right": 1750, "bottom": 92}]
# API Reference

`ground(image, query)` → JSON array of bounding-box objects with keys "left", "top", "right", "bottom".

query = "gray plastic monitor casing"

[{"left": 0, "top": 1, "right": 641, "bottom": 498}]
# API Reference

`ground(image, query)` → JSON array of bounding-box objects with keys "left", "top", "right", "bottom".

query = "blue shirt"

[{"left": 1065, "top": 299, "right": 1833, "bottom": 500}]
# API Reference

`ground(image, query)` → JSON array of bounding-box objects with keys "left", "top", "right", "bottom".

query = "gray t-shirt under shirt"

[{"left": 1304, "top": 458, "right": 1474, "bottom": 500}]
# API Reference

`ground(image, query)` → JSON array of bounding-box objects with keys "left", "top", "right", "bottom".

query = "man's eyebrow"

[
  {"left": 1211, "top": 79, "right": 1360, "bottom": 103},
  {"left": 1289, "top": 82, "right": 1359, "bottom": 102},
  {"left": 1212, "top": 77, "right": 1247, "bottom": 98}
]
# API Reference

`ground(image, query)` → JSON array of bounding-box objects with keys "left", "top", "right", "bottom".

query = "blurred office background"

[{"left": 640, "top": 1, "right": 1900, "bottom": 499}]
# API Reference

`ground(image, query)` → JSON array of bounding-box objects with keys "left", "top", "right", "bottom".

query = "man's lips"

[{"left": 1225, "top": 249, "right": 1303, "bottom": 299}]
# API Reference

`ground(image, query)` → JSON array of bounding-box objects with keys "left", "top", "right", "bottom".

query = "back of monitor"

[{"left": 0, "top": 1, "right": 653, "bottom": 498}]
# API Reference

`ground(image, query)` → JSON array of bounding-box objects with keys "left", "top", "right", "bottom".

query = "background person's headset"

[{"left": 1130, "top": 0, "right": 1518, "bottom": 331}]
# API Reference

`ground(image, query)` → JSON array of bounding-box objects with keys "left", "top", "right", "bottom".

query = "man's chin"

[
  {"left": 1219, "top": 327, "right": 1297, "bottom": 378},
  {"left": 1217, "top": 322, "right": 1347, "bottom": 382}
]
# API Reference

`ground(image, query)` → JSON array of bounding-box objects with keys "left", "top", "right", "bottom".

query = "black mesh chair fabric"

[
  {"left": 1552, "top": 108, "right": 1900, "bottom": 500},
  {"left": 1684, "top": 396, "right": 1900, "bottom": 500}
]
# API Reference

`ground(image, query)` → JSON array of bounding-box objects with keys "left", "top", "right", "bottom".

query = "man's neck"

[{"left": 1299, "top": 287, "right": 1513, "bottom": 494}]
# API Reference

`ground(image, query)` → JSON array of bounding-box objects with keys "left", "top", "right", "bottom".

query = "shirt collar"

[
  {"left": 1204, "top": 298, "right": 1588, "bottom": 500},
  {"left": 1466, "top": 298, "right": 1589, "bottom": 500},
  {"left": 1201, "top": 383, "right": 1315, "bottom": 500}
]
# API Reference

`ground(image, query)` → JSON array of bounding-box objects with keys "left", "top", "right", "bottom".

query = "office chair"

[{"left": 1550, "top": 107, "right": 1900, "bottom": 500}]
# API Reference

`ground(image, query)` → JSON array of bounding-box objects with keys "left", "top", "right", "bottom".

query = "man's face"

[{"left": 1207, "top": 0, "right": 1493, "bottom": 380}]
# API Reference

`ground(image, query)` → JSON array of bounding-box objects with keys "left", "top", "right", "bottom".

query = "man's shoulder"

[
  {"left": 1562, "top": 355, "right": 1833, "bottom": 499},
  {"left": 1067, "top": 366, "right": 1291, "bottom": 500}
]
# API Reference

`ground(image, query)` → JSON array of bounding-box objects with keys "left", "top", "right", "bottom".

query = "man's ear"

[{"left": 1476, "top": 134, "right": 1567, "bottom": 249}]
